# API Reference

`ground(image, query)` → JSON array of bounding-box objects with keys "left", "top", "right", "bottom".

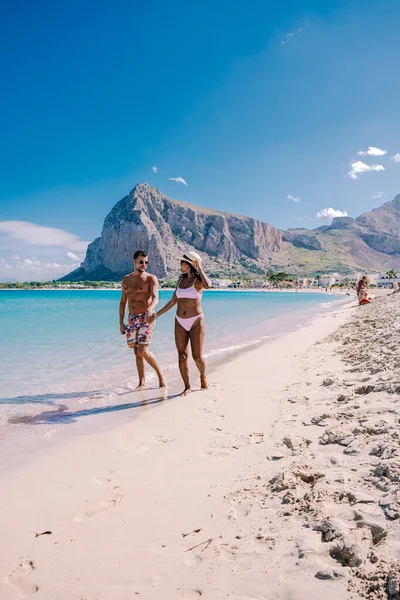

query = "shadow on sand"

[
  {"left": 0, "top": 390, "right": 105, "bottom": 406},
  {"left": 7, "top": 392, "right": 180, "bottom": 426}
]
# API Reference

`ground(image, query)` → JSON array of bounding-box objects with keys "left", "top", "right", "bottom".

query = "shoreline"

[
  {"left": 0, "top": 295, "right": 347, "bottom": 470},
  {"left": 0, "top": 298, "right": 361, "bottom": 599},
  {"left": 0, "top": 286, "right": 351, "bottom": 294}
]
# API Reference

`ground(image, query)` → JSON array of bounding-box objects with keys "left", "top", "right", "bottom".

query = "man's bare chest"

[{"left": 125, "top": 280, "right": 150, "bottom": 296}]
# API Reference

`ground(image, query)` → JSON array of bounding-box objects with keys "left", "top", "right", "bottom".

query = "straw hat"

[{"left": 179, "top": 251, "right": 202, "bottom": 266}]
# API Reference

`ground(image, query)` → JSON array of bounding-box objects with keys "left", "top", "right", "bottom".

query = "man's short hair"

[{"left": 133, "top": 250, "right": 148, "bottom": 260}]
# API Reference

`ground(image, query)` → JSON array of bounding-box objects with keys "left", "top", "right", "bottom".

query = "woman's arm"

[
  {"left": 153, "top": 290, "right": 178, "bottom": 320},
  {"left": 194, "top": 262, "right": 211, "bottom": 290}
]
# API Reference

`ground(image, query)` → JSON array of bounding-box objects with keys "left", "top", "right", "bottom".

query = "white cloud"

[
  {"left": 0, "top": 258, "right": 11, "bottom": 269},
  {"left": 281, "top": 22, "right": 307, "bottom": 44},
  {"left": 23, "top": 257, "right": 41, "bottom": 266},
  {"left": 152, "top": 166, "right": 158, "bottom": 174},
  {"left": 316, "top": 208, "right": 348, "bottom": 221},
  {"left": 371, "top": 191, "right": 385, "bottom": 199},
  {"left": 11, "top": 254, "right": 20, "bottom": 260},
  {"left": 357, "top": 146, "right": 387, "bottom": 156},
  {"left": 282, "top": 33, "right": 294, "bottom": 44},
  {"left": 348, "top": 161, "right": 385, "bottom": 179},
  {"left": 0, "top": 221, "right": 90, "bottom": 252},
  {"left": 169, "top": 177, "right": 188, "bottom": 185},
  {"left": 390, "top": 153, "right": 400, "bottom": 163},
  {"left": 287, "top": 194, "right": 301, "bottom": 203},
  {"left": 66, "top": 251, "right": 82, "bottom": 262}
]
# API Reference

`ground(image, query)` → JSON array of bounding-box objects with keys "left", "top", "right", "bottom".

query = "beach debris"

[
  {"left": 387, "top": 569, "right": 400, "bottom": 597},
  {"left": 319, "top": 429, "right": 354, "bottom": 446},
  {"left": 322, "top": 377, "right": 336, "bottom": 387},
  {"left": 337, "top": 394, "right": 350, "bottom": 403},
  {"left": 35, "top": 530, "right": 52, "bottom": 538},
  {"left": 249, "top": 432, "right": 264, "bottom": 444},
  {"left": 282, "top": 435, "right": 311, "bottom": 453},
  {"left": 379, "top": 491, "right": 400, "bottom": 520},
  {"left": 315, "top": 568, "right": 346, "bottom": 580},
  {"left": 329, "top": 540, "right": 363, "bottom": 568},
  {"left": 185, "top": 538, "right": 212, "bottom": 553},
  {"left": 355, "top": 384, "right": 375, "bottom": 395},
  {"left": 182, "top": 528, "right": 201, "bottom": 538}
]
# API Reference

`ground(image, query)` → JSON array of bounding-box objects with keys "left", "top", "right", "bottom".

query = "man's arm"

[
  {"left": 119, "top": 281, "right": 128, "bottom": 334},
  {"left": 147, "top": 275, "right": 159, "bottom": 315}
]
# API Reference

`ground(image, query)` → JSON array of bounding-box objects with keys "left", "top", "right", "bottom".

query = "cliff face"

[
  {"left": 63, "top": 183, "right": 282, "bottom": 280},
  {"left": 355, "top": 195, "right": 400, "bottom": 255},
  {"left": 62, "top": 185, "right": 400, "bottom": 281}
]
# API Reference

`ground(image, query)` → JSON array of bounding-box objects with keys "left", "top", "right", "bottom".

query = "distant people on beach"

[
  {"left": 119, "top": 250, "right": 166, "bottom": 390},
  {"left": 359, "top": 289, "right": 372, "bottom": 305},
  {"left": 149, "top": 251, "right": 211, "bottom": 396},
  {"left": 357, "top": 275, "right": 368, "bottom": 305}
]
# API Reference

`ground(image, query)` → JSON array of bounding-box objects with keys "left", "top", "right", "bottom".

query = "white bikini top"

[{"left": 176, "top": 280, "right": 202, "bottom": 299}]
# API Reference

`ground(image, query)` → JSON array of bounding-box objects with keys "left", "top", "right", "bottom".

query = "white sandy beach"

[{"left": 1, "top": 293, "right": 399, "bottom": 599}]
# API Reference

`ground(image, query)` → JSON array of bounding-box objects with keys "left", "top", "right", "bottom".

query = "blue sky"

[{"left": 1, "top": 0, "right": 400, "bottom": 280}]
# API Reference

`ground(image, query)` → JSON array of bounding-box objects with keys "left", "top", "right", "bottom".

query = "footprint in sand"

[
  {"left": 198, "top": 446, "right": 231, "bottom": 460},
  {"left": 6, "top": 559, "right": 38, "bottom": 596},
  {"left": 74, "top": 493, "right": 123, "bottom": 522},
  {"left": 212, "top": 543, "right": 237, "bottom": 561},
  {"left": 137, "top": 436, "right": 174, "bottom": 453}
]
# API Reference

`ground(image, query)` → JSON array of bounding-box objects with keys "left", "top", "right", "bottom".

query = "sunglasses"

[{"left": 137, "top": 260, "right": 149, "bottom": 265}]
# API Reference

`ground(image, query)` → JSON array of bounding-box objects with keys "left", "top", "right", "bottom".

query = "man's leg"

[
  {"left": 189, "top": 318, "right": 208, "bottom": 390},
  {"left": 175, "top": 320, "right": 191, "bottom": 396},
  {"left": 136, "top": 344, "right": 166, "bottom": 388},
  {"left": 133, "top": 346, "right": 146, "bottom": 390}
]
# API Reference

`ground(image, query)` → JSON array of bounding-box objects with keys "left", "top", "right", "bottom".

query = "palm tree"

[
  {"left": 316, "top": 275, "right": 321, "bottom": 288},
  {"left": 266, "top": 270, "right": 275, "bottom": 287},
  {"left": 386, "top": 268, "right": 397, "bottom": 281}
]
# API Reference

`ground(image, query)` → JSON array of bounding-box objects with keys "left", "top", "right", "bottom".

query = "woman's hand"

[{"left": 193, "top": 259, "right": 201, "bottom": 270}]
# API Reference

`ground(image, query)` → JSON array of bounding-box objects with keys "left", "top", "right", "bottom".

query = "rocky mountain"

[
  {"left": 61, "top": 184, "right": 400, "bottom": 281},
  {"left": 62, "top": 183, "right": 282, "bottom": 281}
]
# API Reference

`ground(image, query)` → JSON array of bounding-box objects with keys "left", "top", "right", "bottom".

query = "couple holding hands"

[{"left": 119, "top": 250, "right": 211, "bottom": 396}]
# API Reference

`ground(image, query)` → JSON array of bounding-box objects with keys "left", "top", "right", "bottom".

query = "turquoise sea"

[{"left": 0, "top": 289, "right": 342, "bottom": 461}]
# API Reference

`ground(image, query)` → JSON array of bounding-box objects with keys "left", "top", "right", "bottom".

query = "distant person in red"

[
  {"left": 359, "top": 289, "right": 372, "bottom": 305},
  {"left": 357, "top": 276, "right": 368, "bottom": 305}
]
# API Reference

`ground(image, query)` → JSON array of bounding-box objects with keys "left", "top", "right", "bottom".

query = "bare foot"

[
  {"left": 201, "top": 377, "right": 208, "bottom": 390},
  {"left": 159, "top": 377, "right": 167, "bottom": 389},
  {"left": 135, "top": 382, "right": 146, "bottom": 391},
  {"left": 180, "top": 388, "right": 191, "bottom": 397}
]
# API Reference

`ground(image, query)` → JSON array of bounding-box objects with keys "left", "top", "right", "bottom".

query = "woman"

[
  {"left": 151, "top": 251, "right": 211, "bottom": 396},
  {"left": 357, "top": 275, "right": 368, "bottom": 305}
]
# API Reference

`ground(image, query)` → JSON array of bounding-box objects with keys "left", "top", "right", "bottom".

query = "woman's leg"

[
  {"left": 189, "top": 317, "right": 207, "bottom": 390},
  {"left": 175, "top": 319, "right": 191, "bottom": 395}
]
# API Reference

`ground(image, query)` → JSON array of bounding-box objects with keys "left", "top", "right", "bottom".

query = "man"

[{"left": 119, "top": 250, "right": 166, "bottom": 390}]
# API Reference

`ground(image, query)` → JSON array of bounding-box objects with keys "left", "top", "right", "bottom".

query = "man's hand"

[
  {"left": 120, "top": 323, "right": 126, "bottom": 335},
  {"left": 147, "top": 312, "right": 156, "bottom": 324}
]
